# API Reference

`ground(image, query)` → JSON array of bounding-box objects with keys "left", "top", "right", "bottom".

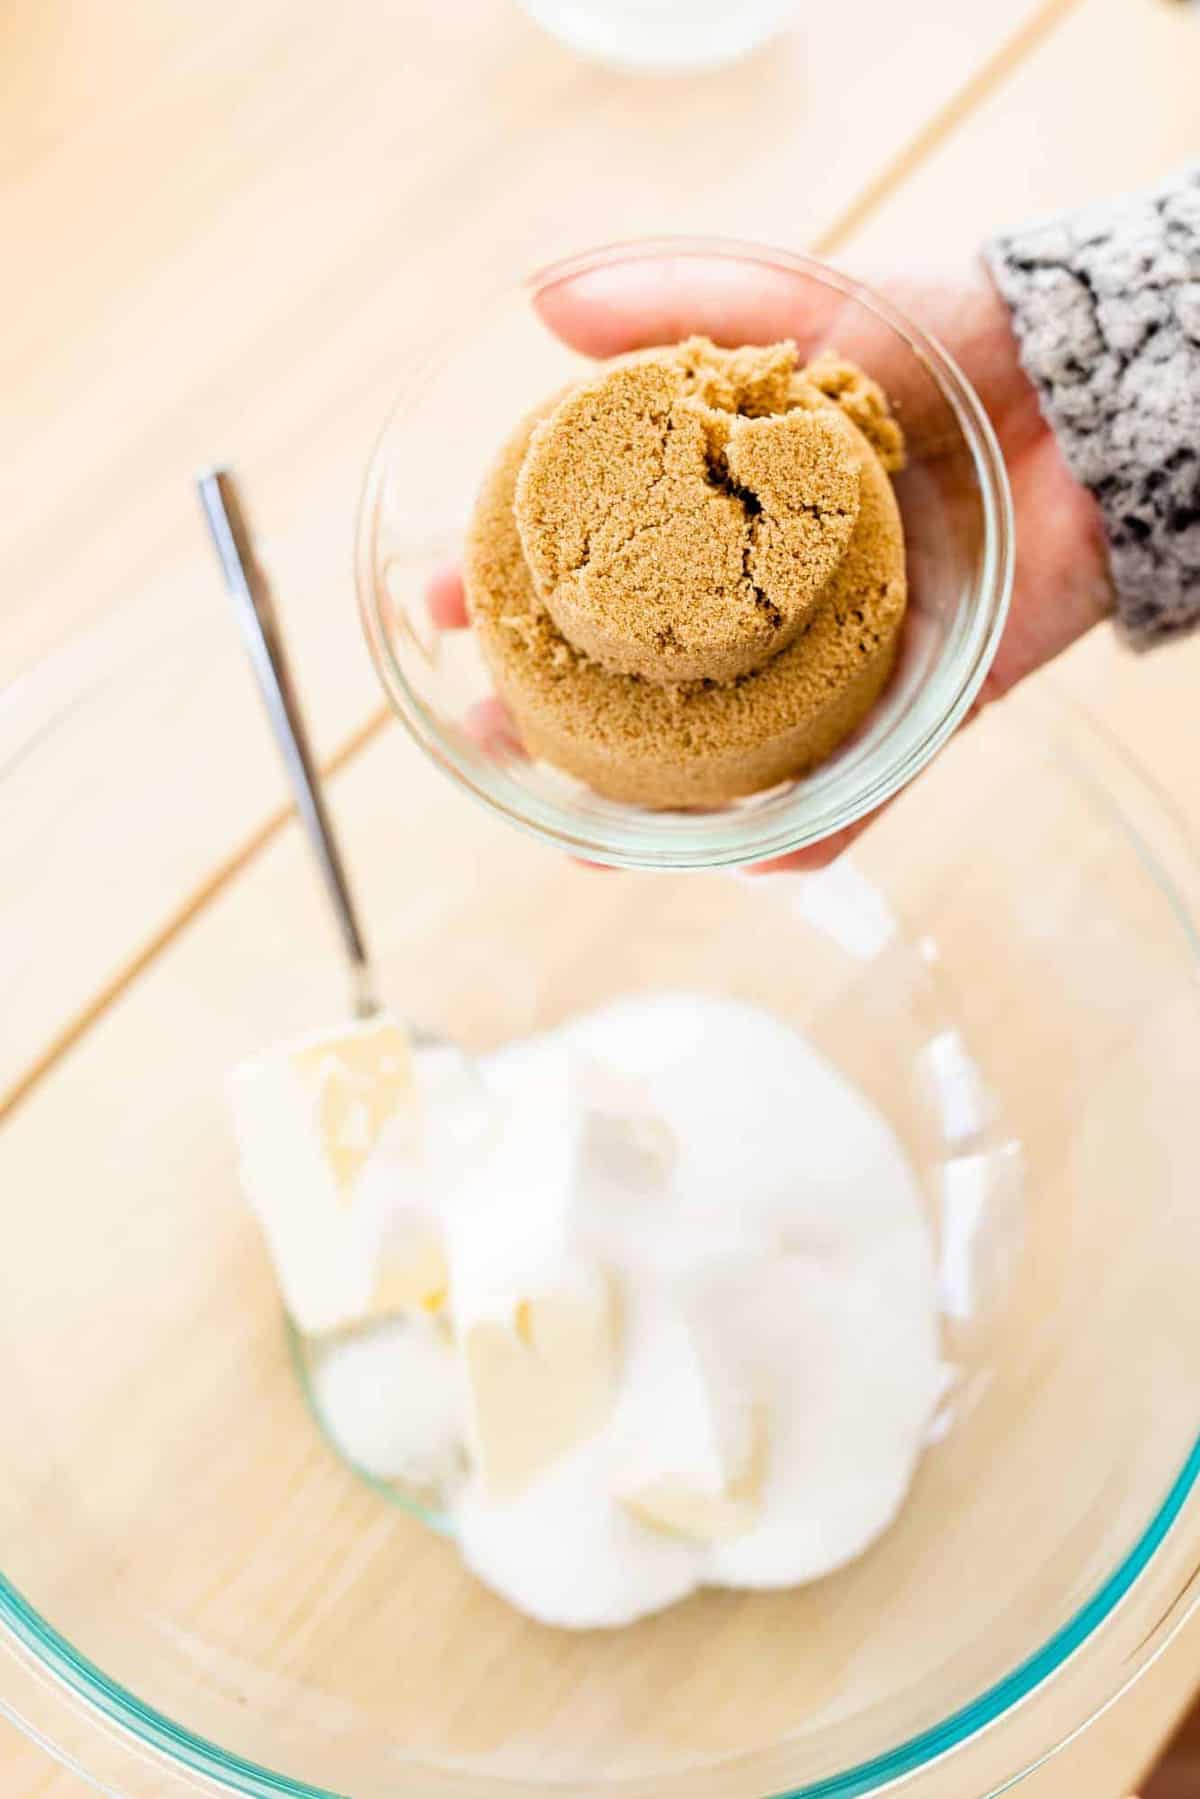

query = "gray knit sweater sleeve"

[{"left": 986, "top": 165, "right": 1200, "bottom": 646}]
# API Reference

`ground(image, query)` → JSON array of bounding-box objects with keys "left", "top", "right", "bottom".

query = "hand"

[{"left": 430, "top": 254, "right": 1115, "bottom": 869}]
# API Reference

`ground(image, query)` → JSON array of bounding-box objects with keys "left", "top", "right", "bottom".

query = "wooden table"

[{"left": 3, "top": 0, "right": 1198, "bottom": 1792}]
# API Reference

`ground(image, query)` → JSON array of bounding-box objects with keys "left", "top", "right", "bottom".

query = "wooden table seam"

[{"left": 0, "top": 0, "right": 1084, "bottom": 1120}]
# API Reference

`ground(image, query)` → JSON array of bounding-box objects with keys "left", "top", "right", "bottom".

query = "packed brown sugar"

[{"left": 464, "top": 337, "right": 907, "bottom": 809}]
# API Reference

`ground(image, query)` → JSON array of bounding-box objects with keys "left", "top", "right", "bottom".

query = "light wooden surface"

[
  {"left": 0, "top": 0, "right": 1073, "bottom": 1107},
  {"left": 3, "top": 0, "right": 1199, "bottom": 1793}
]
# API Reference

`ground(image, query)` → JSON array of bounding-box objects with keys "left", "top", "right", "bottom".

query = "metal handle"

[{"left": 197, "top": 468, "right": 378, "bottom": 1019}]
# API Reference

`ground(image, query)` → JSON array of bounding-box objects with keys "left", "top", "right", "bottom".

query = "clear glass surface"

[
  {"left": 358, "top": 240, "right": 1014, "bottom": 871},
  {"left": 2, "top": 690, "right": 1198, "bottom": 1798},
  {"left": 518, "top": 1, "right": 795, "bottom": 73}
]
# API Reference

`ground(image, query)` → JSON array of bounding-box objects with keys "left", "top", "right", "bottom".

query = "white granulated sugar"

[
  {"left": 309, "top": 1317, "right": 463, "bottom": 1493},
  {"left": 240, "top": 992, "right": 945, "bottom": 1628}
]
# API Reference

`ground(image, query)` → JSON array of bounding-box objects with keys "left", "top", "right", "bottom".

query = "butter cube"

[
  {"left": 230, "top": 1016, "right": 447, "bottom": 1335},
  {"left": 462, "top": 1282, "right": 620, "bottom": 1498},
  {"left": 370, "top": 1216, "right": 449, "bottom": 1320},
  {"left": 620, "top": 1409, "right": 765, "bottom": 1542},
  {"left": 616, "top": 1309, "right": 764, "bottom": 1543},
  {"left": 449, "top": 1042, "right": 636, "bottom": 1496},
  {"left": 290, "top": 1021, "right": 413, "bottom": 1198}
]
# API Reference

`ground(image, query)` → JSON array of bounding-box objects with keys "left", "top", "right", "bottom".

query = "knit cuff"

[{"left": 986, "top": 166, "right": 1200, "bottom": 646}]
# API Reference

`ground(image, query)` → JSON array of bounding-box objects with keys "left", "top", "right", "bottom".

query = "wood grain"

[
  {"left": 1, "top": 0, "right": 1068, "bottom": 1103},
  {"left": 4, "top": 0, "right": 1200, "bottom": 1791},
  {"left": 2, "top": 640, "right": 1199, "bottom": 1799},
  {"left": 2, "top": 665, "right": 1199, "bottom": 1797}
]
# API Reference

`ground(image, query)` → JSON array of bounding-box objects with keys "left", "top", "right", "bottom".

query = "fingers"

[
  {"left": 985, "top": 436, "right": 1114, "bottom": 696},
  {"left": 426, "top": 559, "right": 523, "bottom": 755},
  {"left": 531, "top": 254, "right": 992, "bottom": 456},
  {"left": 463, "top": 695, "right": 524, "bottom": 759},
  {"left": 746, "top": 818, "right": 868, "bottom": 875},
  {"left": 426, "top": 564, "right": 469, "bottom": 630},
  {"left": 425, "top": 570, "right": 525, "bottom": 764},
  {"left": 532, "top": 253, "right": 849, "bottom": 359}
]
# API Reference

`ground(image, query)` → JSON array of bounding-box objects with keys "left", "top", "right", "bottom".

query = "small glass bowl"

[{"left": 358, "top": 238, "right": 1013, "bottom": 870}]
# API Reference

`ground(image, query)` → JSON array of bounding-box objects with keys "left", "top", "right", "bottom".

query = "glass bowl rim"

[
  {"left": 3, "top": 697, "right": 1200, "bottom": 1799},
  {"left": 356, "top": 235, "right": 1016, "bottom": 870},
  {"left": 3, "top": 1452, "right": 1199, "bottom": 1799}
]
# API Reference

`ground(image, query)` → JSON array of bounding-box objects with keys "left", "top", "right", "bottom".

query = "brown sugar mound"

[
  {"left": 515, "top": 340, "right": 862, "bottom": 683},
  {"left": 464, "top": 339, "right": 907, "bottom": 811},
  {"left": 801, "top": 350, "right": 906, "bottom": 473}
]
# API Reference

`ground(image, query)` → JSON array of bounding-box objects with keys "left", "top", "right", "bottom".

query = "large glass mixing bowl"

[
  {"left": 358, "top": 241, "right": 1013, "bottom": 869},
  {"left": 1, "top": 685, "right": 1198, "bottom": 1797}
]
